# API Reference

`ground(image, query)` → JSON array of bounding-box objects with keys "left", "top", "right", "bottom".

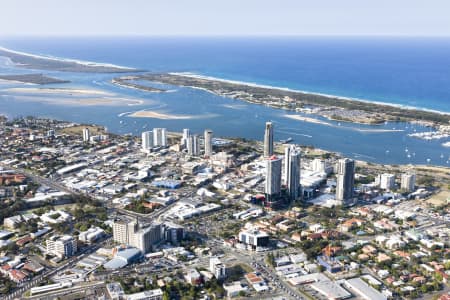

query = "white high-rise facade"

[
  {"left": 264, "top": 122, "right": 274, "bottom": 157},
  {"left": 82, "top": 128, "right": 90, "bottom": 142},
  {"left": 141, "top": 131, "right": 153, "bottom": 152},
  {"left": 401, "top": 173, "right": 416, "bottom": 192},
  {"left": 46, "top": 235, "right": 77, "bottom": 258},
  {"left": 336, "top": 158, "right": 355, "bottom": 206},
  {"left": 187, "top": 134, "right": 200, "bottom": 156},
  {"left": 181, "top": 128, "right": 190, "bottom": 147},
  {"left": 312, "top": 158, "right": 327, "bottom": 173},
  {"left": 380, "top": 173, "right": 395, "bottom": 190},
  {"left": 204, "top": 129, "right": 213, "bottom": 157},
  {"left": 284, "top": 145, "right": 301, "bottom": 201},
  {"left": 153, "top": 128, "right": 167, "bottom": 147},
  {"left": 112, "top": 218, "right": 162, "bottom": 254},
  {"left": 210, "top": 257, "right": 227, "bottom": 280},
  {"left": 265, "top": 156, "right": 282, "bottom": 198}
]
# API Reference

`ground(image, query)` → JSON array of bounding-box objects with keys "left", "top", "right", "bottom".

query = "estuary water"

[{"left": 0, "top": 37, "right": 449, "bottom": 166}]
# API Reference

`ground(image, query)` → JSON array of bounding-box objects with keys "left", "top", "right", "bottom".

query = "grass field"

[
  {"left": 426, "top": 190, "right": 450, "bottom": 206},
  {"left": 60, "top": 125, "right": 105, "bottom": 136}
]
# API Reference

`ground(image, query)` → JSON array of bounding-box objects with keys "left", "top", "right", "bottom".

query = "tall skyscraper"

[
  {"left": 187, "top": 134, "right": 200, "bottom": 156},
  {"left": 401, "top": 173, "right": 416, "bottom": 192},
  {"left": 263, "top": 122, "right": 274, "bottom": 157},
  {"left": 265, "top": 156, "right": 282, "bottom": 200},
  {"left": 284, "top": 145, "right": 301, "bottom": 201},
  {"left": 153, "top": 128, "right": 167, "bottom": 147},
  {"left": 181, "top": 128, "right": 190, "bottom": 147},
  {"left": 204, "top": 129, "right": 213, "bottom": 157},
  {"left": 82, "top": 128, "right": 90, "bottom": 142},
  {"left": 335, "top": 158, "right": 355, "bottom": 206},
  {"left": 141, "top": 131, "right": 153, "bottom": 152}
]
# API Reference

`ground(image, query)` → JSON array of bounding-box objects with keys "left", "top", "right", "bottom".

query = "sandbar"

[
  {"left": 284, "top": 114, "right": 332, "bottom": 126},
  {"left": 4, "top": 87, "right": 114, "bottom": 96},
  {"left": 6, "top": 95, "right": 143, "bottom": 107},
  {"left": 128, "top": 110, "right": 195, "bottom": 120}
]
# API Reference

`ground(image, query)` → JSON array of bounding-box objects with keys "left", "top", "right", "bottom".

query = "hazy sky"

[{"left": 1, "top": 0, "right": 450, "bottom": 36}]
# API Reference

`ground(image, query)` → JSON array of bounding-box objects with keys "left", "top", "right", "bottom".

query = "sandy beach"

[
  {"left": 4, "top": 87, "right": 114, "bottom": 96},
  {"left": 128, "top": 110, "right": 196, "bottom": 120},
  {"left": 283, "top": 114, "right": 332, "bottom": 126},
  {"left": 6, "top": 94, "right": 143, "bottom": 107},
  {"left": 0, "top": 79, "right": 35, "bottom": 85}
]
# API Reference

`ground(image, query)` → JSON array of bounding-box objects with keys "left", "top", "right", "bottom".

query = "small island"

[
  {"left": 0, "top": 73, "right": 70, "bottom": 85},
  {"left": 111, "top": 76, "right": 166, "bottom": 92}
]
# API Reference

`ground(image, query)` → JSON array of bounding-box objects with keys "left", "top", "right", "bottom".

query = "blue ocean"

[{"left": 0, "top": 36, "right": 450, "bottom": 166}]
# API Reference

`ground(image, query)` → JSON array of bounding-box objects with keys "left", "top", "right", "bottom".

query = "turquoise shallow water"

[{"left": 0, "top": 37, "right": 449, "bottom": 166}]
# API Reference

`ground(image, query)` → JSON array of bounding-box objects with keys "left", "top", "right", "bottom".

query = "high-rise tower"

[
  {"left": 335, "top": 158, "right": 355, "bottom": 206},
  {"left": 187, "top": 134, "right": 200, "bottom": 156},
  {"left": 204, "top": 129, "right": 213, "bottom": 157},
  {"left": 82, "top": 128, "right": 90, "bottom": 142},
  {"left": 141, "top": 131, "right": 153, "bottom": 152},
  {"left": 153, "top": 128, "right": 167, "bottom": 147},
  {"left": 263, "top": 122, "right": 274, "bottom": 157},
  {"left": 265, "top": 155, "right": 282, "bottom": 200},
  {"left": 284, "top": 145, "right": 301, "bottom": 201}
]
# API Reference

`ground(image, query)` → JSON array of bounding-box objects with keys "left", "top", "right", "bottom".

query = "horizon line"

[{"left": 2, "top": 33, "right": 450, "bottom": 39}]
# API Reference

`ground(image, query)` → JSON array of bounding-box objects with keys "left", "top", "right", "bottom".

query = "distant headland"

[{"left": 0, "top": 46, "right": 141, "bottom": 73}]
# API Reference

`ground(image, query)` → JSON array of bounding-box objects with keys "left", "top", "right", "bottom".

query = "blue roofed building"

[{"left": 103, "top": 247, "right": 142, "bottom": 270}]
